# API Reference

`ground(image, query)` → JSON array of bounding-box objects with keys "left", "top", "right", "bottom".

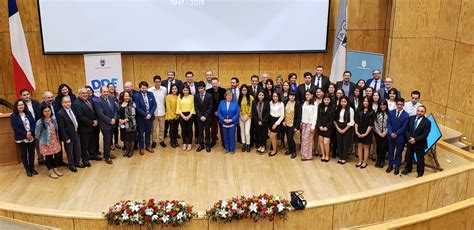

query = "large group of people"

[{"left": 10, "top": 66, "right": 431, "bottom": 179}]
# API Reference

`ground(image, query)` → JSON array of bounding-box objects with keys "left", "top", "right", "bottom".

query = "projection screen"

[{"left": 38, "top": 0, "right": 330, "bottom": 53}]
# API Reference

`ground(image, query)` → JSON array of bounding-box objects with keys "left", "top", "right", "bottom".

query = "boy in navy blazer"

[
  {"left": 386, "top": 98, "right": 409, "bottom": 175},
  {"left": 403, "top": 106, "right": 431, "bottom": 177},
  {"left": 133, "top": 81, "right": 157, "bottom": 154}
]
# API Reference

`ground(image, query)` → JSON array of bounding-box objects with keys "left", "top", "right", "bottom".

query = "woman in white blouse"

[
  {"left": 300, "top": 90, "right": 318, "bottom": 160},
  {"left": 268, "top": 92, "right": 284, "bottom": 156},
  {"left": 334, "top": 96, "right": 355, "bottom": 164},
  {"left": 386, "top": 88, "right": 398, "bottom": 111}
]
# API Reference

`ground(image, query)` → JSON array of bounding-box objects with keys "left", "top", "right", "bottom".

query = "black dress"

[
  {"left": 316, "top": 105, "right": 335, "bottom": 138},
  {"left": 355, "top": 109, "right": 375, "bottom": 145},
  {"left": 119, "top": 104, "right": 137, "bottom": 141}
]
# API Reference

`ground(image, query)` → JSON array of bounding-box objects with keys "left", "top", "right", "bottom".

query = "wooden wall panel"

[
  {"left": 421, "top": 100, "right": 447, "bottom": 126},
  {"left": 121, "top": 55, "right": 135, "bottom": 85},
  {"left": 427, "top": 173, "right": 469, "bottom": 210},
  {"left": 44, "top": 55, "right": 85, "bottom": 95},
  {"left": 391, "top": 0, "right": 441, "bottom": 38},
  {"left": 332, "top": 195, "right": 385, "bottom": 229},
  {"left": 456, "top": 0, "right": 474, "bottom": 45},
  {"left": 383, "top": 183, "right": 430, "bottom": 220},
  {"left": 176, "top": 54, "right": 219, "bottom": 83},
  {"left": 429, "top": 39, "right": 455, "bottom": 107},
  {"left": 0, "top": 1, "right": 8, "bottom": 33},
  {"left": 218, "top": 54, "right": 259, "bottom": 86},
  {"left": 16, "top": 0, "right": 40, "bottom": 32},
  {"left": 436, "top": 0, "right": 462, "bottom": 41},
  {"left": 347, "top": 0, "right": 388, "bottom": 30},
  {"left": 208, "top": 219, "right": 272, "bottom": 230},
  {"left": 468, "top": 170, "right": 474, "bottom": 198},
  {"left": 445, "top": 108, "right": 474, "bottom": 142},
  {"left": 162, "top": 218, "right": 208, "bottom": 230},
  {"left": 346, "top": 30, "right": 386, "bottom": 54},
  {"left": 13, "top": 213, "right": 74, "bottom": 230},
  {"left": 446, "top": 42, "right": 474, "bottom": 116},
  {"left": 73, "top": 219, "right": 107, "bottom": 230},
  {"left": 300, "top": 31, "right": 335, "bottom": 80},
  {"left": 0, "top": 210, "right": 13, "bottom": 218},
  {"left": 273, "top": 206, "right": 333, "bottom": 230},
  {"left": 259, "top": 54, "right": 301, "bottom": 83},
  {"left": 427, "top": 208, "right": 470, "bottom": 230},
  {"left": 132, "top": 55, "right": 176, "bottom": 85},
  {"left": 0, "top": 33, "right": 14, "bottom": 95}
]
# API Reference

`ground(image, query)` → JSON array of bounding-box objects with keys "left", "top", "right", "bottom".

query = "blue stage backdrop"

[{"left": 346, "top": 50, "right": 384, "bottom": 82}]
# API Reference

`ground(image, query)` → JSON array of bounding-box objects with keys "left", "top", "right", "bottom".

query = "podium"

[{"left": 0, "top": 113, "right": 20, "bottom": 166}]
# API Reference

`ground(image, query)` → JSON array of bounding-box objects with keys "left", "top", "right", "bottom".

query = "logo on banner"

[
  {"left": 100, "top": 58, "right": 106, "bottom": 67},
  {"left": 358, "top": 59, "right": 370, "bottom": 70},
  {"left": 91, "top": 77, "right": 119, "bottom": 91}
]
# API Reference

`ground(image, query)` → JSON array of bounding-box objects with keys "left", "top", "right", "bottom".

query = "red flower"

[
  {"left": 127, "top": 210, "right": 133, "bottom": 215},
  {"left": 144, "top": 216, "right": 151, "bottom": 222},
  {"left": 171, "top": 211, "right": 177, "bottom": 216}
]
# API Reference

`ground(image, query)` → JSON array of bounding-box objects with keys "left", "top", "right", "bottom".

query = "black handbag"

[{"left": 290, "top": 190, "right": 307, "bottom": 210}]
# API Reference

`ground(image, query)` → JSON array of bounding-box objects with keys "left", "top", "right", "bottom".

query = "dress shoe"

[
  {"left": 416, "top": 173, "right": 423, "bottom": 178},
  {"left": 105, "top": 159, "right": 113, "bottom": 164},
  {"left": 402, "top": 169, "right": 411, "bottom": 175},
  {"left": 48, "top": 169, "right": 59, "bottom": 179},
  {"left": 92, "top": 156, "right": 102, "bottom": 161},
  {"left": 69, "top": 167, "right": 78, "bottom": 173},
  {"left": 375, "top": 162, "right": 380, "bottom": 168},
  {"left": 170, "top": 141, "right": 176, "bottom": 148},
  {"left": 291, "top": 153, "right": 297, "bottom": 159},
  {"left": 128, "top": 151, "right": 134, "bottom": 158},
  {"left": 151, "top": 142, "right": 157, "bottom": 148},
  {"left": 160, "top": 142, "right": 167, "bottom": 148},
  {"left": 110, "top": 145, "right": 115, "bottom": 150},
  {"left": 394, "top": 168, "right": 400, "bottom": 175},
  {"left": 206, "top": 146, "right": 211, "bottom": 153},
  {"left": 115, "top": 144, "right": 122, "bottom": 150},
  {"left": 59, "top": 162, "right": 69, "bottom": 167},
  {"left": 284, "top": 150, "right": 290, "bottom": 155},
  {"left": 83, "top": 162, "right": 92, "bottom": 167},
  {"left": 268, "top": 151, "right": 277, "bottom": 157},
  {"left": 26, "top": 170, "right": 33, "bottom": 177},
  {"left": 109, "top": 154, "right": 116, "bottom": 159},
  {"left": 241, "top": 145, "right": 246, "bottom": 152},
  {"left": 31, "top": 168, "right": 39, "bottom": 175},
  {"left": 146, "top": 147, "right": 155, "bottom": 153},
  {"left": 386, "top": 165, "right": 393, "bottom": 173},
  {"left": 38, "top": 160, "right": 45, "bottom": 165},
  {"left": 139, "top": 149, "right": 145, "bottom": 155},
  {"left": 196, "top": 145, "right": 205, "bottom": 152},
  {"left": 360, "top": 164, "right": 368, "bottom": 169},
  {"left": 174, "top": 141, "right": 180, "bottom": 147},
  {"left": 246, "top": 145, "right": 251, "bottom": 153}
]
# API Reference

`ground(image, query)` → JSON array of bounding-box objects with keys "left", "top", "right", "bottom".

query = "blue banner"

[{"left": 346, "top": 50, "right": 384, "bottom": 82}]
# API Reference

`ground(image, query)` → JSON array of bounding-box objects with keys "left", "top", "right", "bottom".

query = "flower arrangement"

[
  {"left": 104, "top": 199, "right": 196, "bottom": 227},
  {"left": 206, "top": 193, "right": 291, "bottom": 223}
]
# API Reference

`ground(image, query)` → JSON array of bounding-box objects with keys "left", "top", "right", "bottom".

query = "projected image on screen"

[
  {"left": 425, "top": 114, "right": 442, "bottom": 154},
  {"left": 38, "top": 0, "right": 330, "bottom": 53}
]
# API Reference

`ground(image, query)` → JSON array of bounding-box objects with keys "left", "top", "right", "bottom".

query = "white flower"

[
  {"left": 121, "top": 212, "right": 129, "bottom": 220},
  {"left": 277, "top": 203, "right": 286, "bottom": 212},
  {"left": 237, "top": 208, "right": 244, "bottom": 215},
  {"left": 274, "top": 195, "right": 281, "bottom": 201},
  {"left": 177, "top": 211, "right": 185, "bottom": 220},
  {"left": 132, "top": 213, "right": 139, "bottom": 221},
  {"left": 266, "top": 208, "right": 273, "bottom": 214},
  {"left": 152, "top": 215, "right": 159, "bottom": 221},
  {"left": 219, "top": 209, "right": 228, "bottom": 218},
  {"left": 179, "top": 201, "right": 186, "bottom": 206},
  {"left": 145, "top": 208, "right": 154, "bottom": 216},
  {"left": 260, "top": 198, "right": 267, "bottom": 205},
  {"left": 114, "top": 204, "right": 122, "bottom": 211},
  {"left": 165, "top": 203, "right": 173, "bottom": 212},
  {"left": 129, "top": 204, "right": 140, "bottom": 212},
  {"left": 161, "top": 215, "right": 170, "bottom": 223},
  {"left": 231, "top": 202, "right": 238, "bottom": 210},
  {"left": 249, "top": 203, "right": 258, "bottom": 213},
  {"left": 221, "top": 200, "right": 228, "bottom": 208}
]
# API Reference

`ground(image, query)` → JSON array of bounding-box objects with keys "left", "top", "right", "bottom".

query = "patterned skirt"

[{"left": 300, "top": 123, "right": 315, "bottom": 160}]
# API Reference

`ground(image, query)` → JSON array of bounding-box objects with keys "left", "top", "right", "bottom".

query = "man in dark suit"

[
  {"left": 365, "top": 69, "right": 385, "bottom": 92},
  {"left": 94, "top": 86, "right": 118, "bottom": 164},
  {"left": 312, "top": 65, "right": 330, "bottom": 92},
  {"left": 118, "top": 82, "right": 137, "bottom": 103},
  {"left": 57, "top": 95, "right": 83, "bottom": 172},
  {"left": 194, "top": 81, "right": 213, "bottom": 152},
  {"left": 162, "top": 70, "right": 183, "bottom": 139},
  {"left": 402, "top": 106, "right": 431, "bottom": 177},
  {"left": 133, "top": 81, "right": 157, "bottom": 155},
  {"left": 86, "top": 85, "right": 103, "bottom": 158},
  {"left": 386, "top": 98, "right": 410, "bottom": 175},
  {"left": 258, "top": 72, "right": 270, "bottom": 89},
  {"left": 336, "top": 71, "right": 356, "bottom": 97},
  {"left": 20, "top": 88, "right": 43, "bottom": 164},
  {"left": 207, "top": 77, "right": 226, "bottom": 148},
  {"left": 73, "top": 88, "right": 99, "bottom": 166},
  {"left": 296, "top": 72, "right": 316, "bottom": 103},
  {"left": 249, "top": 75, "right": 263, "bottom": 147},
  {"left": 377, "top": 77, "right": 401, "bottom": 99}
]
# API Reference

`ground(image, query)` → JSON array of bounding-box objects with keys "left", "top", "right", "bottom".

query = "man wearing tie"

[
  {"left": 194, "top": 82, "right": 213, "bottom": 152},
  {"left": 133, "top": 81, "right": 157, "bottom": 155},
  {"left": 296, "top": 72, "right": 316, "bottom": 103},
  {"left": 386, "top": 98, "right": 409, "bottom": 175},
  {"left": 230, "top": 77, "right": 240, "bottom": 100},
  {"left": 185, "top": 71, "right": 197, "bottom": 95},
  {"left": 312, "top": 65, "right": 330, "bottom": 92},
  {"left": 207, "top": 77, "right": 227, "bottom": 148},
  {"left": 365, "top": 69, "right": 385, "bottom": 92},
  {"left": 57, "top": 96, "right": 82, "bottom": 172},
  {"left": 94, "top": 86, "right": 118, "bottom": 164},
  {"left": 403, "top": 106, "right": 431, "bottom": 177},
  {"left": 249, "top": 75, "right": 262, "bottom": 99},
  {"left": 73, "top": 88, "right": 99, "bottom": 166}
]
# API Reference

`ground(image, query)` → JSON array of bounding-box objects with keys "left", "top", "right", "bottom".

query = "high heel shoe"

[{"left": 268, "top": 151, "right": 277, "bottom": 157}]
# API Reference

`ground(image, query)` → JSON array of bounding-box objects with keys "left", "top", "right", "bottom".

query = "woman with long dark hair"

[
  {"left": 317, "top": 94, "right": 335, "bottom": 162},
  {"left": 282, "top": 91, "right": 301, "bottom": 159},
  {"left": 11, "top": 99, "right": 37, "bottom": 177},
  {"left": 238, "top": 84, "right": 254, "bottom": 152},
  {"left": 54, "top": 84, "right": 76, "bottom": 112},
  {"left": 334, "top": 96, "right": 355, "bottom": 164},
  {"left": 166, "top": 84, "right": 180, "bottom": 148},
  {"left": 108, "top": 83, "right": 121, "bottom": 150},
  {"left": 264, "top": 79, "right": 275, "bottom": 102},
  {"left": 355, "top": 96, "right": 375, "bottom": 168},
  {"left": 176, "top": 85, "right": 195, "bottom": 151},
  {"left": 350, "top": 86, "right": 363, "bottom": 111},
  {"left": 268, "top": 92, "right": 285, "bottom": 157},
  {"left": 300, "top": 90, "right": 317, "bottom": 161},
  {"left": 374, "top": 100, "right": 389, "bottom": 168},
  {"left": 119, "top": 91, "right": 137, "bottom": 157},
  {"left": 253, "top": 91, "right": 270, "bottom": 154}
]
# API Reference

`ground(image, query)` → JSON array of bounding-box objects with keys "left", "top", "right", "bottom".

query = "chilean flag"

[{"left": 8, "top": 0, "right": 36, "bottom": 98}]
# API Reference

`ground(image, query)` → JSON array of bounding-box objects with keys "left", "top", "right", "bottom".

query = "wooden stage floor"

[{"left": 0, "top": 143, "right": 470, "bottom": 213}]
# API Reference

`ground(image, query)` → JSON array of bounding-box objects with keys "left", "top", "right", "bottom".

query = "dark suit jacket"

[
  {"left": 57, "top": 108, "right": 79, "bottom": 142},
  {"left": 317, "top": 105, "right": 335, "bottom": 129},
  {"left": 73, "top": 98, "right": 97, "bottom": 133},
  {"left": 296, "top": 83, "right": 316, "bottom": 104},
  {"left": 207, "top": 87, "right": 226, "bottom": 114},
  {"left": 336, "top": 81, "right": 356, "bottom": 96},
  {"left": 54, "top": 95, "right": 77, "bottom": 112},
  {"left": 252, "top": 100, "right": 270, "bottom": 127},
  {"left": 365, "top": 78, "right": 385, "bottom": 91},
  {"left": 387, "top": 109, "right": 409, "bottom": 143},
  {"left": 25, "top": 99, "right": 41, "bottom": 121},
  {"left": 312, "top": 75, "right": 330, "bottom": 92},
  {"left": 162, "top": 79, "right": 183, "bottom": 94},
  {"left": 94, "top": 96, "right": 118, "bottom": 131},
  {"left": 132, "top": 92, "right": 157, "bottom": 120},
  {"left": 249, "top": 85, "right": 264, "bottom": 99},
  {"left": 194, "top": 92, "right": 213, "bottom": 119},
  {"left": 406, "top": 115, "right": 431, "bottom": 150},
  {"left": 378, "top": 87, "right": 401, "bottom": 100},
  {"left": 10, "top": 112, "right": 36, "bottom": 141}
]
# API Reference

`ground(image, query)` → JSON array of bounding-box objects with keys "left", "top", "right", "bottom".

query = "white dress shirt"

[
  {"left": 269, "top": 101, "right": 285, "bottom": 125},
  {"left": 301, "top": 102, "right": 318, "bottom": 128},
  {"left": 404, "top": 102, "right": 421, "bottom": 117},
  {"left": 338, "top": 108, "right": 355, "bottom": 126},
  {"left": 148, "top": 86, "right": 167, "bottom": 116}
]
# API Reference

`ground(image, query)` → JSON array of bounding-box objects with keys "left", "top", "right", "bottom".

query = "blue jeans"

[{"left": 223, "top": 125, "right": 236, "bottom": 152}]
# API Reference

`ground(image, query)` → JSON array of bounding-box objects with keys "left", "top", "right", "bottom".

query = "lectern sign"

[{"left": 84, "top": 53, "right": 123, "bottom": 96}]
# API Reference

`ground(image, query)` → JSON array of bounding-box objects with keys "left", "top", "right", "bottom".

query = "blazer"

[
  {"left": 283, "top": 101, "right": 302, "bottom": 129},
  {"left": 252, "top": 100, "right": 270, "bottom": 126},
  {"left": 207, "top": 87, "right": 226, "bottom": 114},
  {"left": 133, "top": 91, "right": 157, "bottom": 120},
  {"left": 296, "top": 83, "right": 316, "bottom": 104},
  {"left": 56, "top": 108, "right": 79, "bottom": 142},
  {"left": 54, "top": 95, "right": 77, "bottom": 112},
  {"left": 387, "top": 109, "right": 409, "bottom": 143},
  {"left": 10, "top": 112, "right": 36, "bottom": 142},
  {"left": 161, "top": 79, "right": 183, "bottom": 94},
  {"left": 194, "top": 92, "right": 213, "bottom": 119},
  {"left": 365, "top": 78, "right": 385, "bottom": 91},
  {"left": 317, "top": 105, "right": 335, "bottom": 129},
  {"left": 335, "top": 81, "right": 356, "bottom": 96},
  {"left": 217, "top": 100, "right": 240, "bottom": 125},
  {"left": 73, "top": 98, "right": 97, "bottom": 133},
  {"left": 249, "top": 85, "right": 264, "bottom": 99},
  {"left": 378, "top": 87, "right": 401, "bottom": 100},
  {"left": 312, "top": 75, "right": 330, "bottom": 92},
  {"left": 25, "top": 99, "right": 41, "bottom": 121},
  {"left": 94, "top": 96, "right": 118, "bottom": 131},
  {"left": 406, "top": 115, "right": 431, "bottom": 150}
]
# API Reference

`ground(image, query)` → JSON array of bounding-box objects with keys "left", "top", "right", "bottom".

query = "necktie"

[
  {"left": 374, "top": 80, "right": 378, "bottom": 91},
  {"left": 143, "top": 93, "right": 149, "bottom": 112},
  {"left": 201, "top": 94, "right": 205, "bottom": 102},
  {"left": 253, "top": 87, "right": 257, "bottom": 96},
  {"left": 414, "top": 117, "right": 420, "bottom": 133},
  {"left": 316, "top": 77, "right": 321, "bottom": 88},
  {"left": 106, "top": 98, "right": 112, "bottom": 111},
  {"left": 168, "top": 82, "right": 171, "bottom": 94},
  {"left": 68, "top": 109, "right": 78, "bottom": 131},
  {"left": 397, "top": 111, "right": 400, "bottom": 118},
  {"left": 85, "top": 100, "right": 93, "bottom": 111},
  {"left": 233, "top": 89, "right": 236, "bottom": 99}
]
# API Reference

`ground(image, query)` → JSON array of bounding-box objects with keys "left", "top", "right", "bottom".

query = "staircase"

[{"left": 440, "top": 125, "right": 472, "bottom": 152}]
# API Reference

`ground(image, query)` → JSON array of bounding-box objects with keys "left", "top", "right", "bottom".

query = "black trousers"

[
  {"left": 374, "top": 133, "right": 388, "bottom": 164},
  {"left": 331, "top": 129, "right": 338, "bottom": 158},
  {"left": 101, "top": 129, "right": 112, "bottom": 159},
  {"left": 79, "top": 131, "right": 96, "bottom": 163},
  {"left": 405, "top": 144, "right": 425, "bottom": 174},
  {"left": 64, "top": 132, "right": 82, "bottom": 167},
  {"left": 336, "top": 123, "right": 353, "bottom": 161},
  {"left": 210, "top": 114, "right": 223, "bottom": 146},
  {"left": 250, "top": 121, "right": 255, "bottom": 146},
  {"left": 168, "top": 119, "right": 179, "bottom": 142},
  {"left": 94, "top": 127, "right": 101, "bottom": 155},
  {"left": 111, "top": 124, "right": 119, "bottom": 146},
  {"left": 255, "top": 123, "right": 268, "bottom": 148},
  {"left": 196, "top": 117, "right": 211, "bottom": 146},
  {"left": 285, "top": 126, "right": 296, "bottom": 154},
  {"left": 45, "top": 153, "right": 61, "bottom": 170},
  {"left": 180, "top": 113, "right": 193, "bottom": 144},
  {"left": 18, "top": 141, "right": 35, "bottom": 171}
]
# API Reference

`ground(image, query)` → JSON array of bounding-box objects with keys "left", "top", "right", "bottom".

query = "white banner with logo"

[{"left": 84, "top": 53, "right": 123, "bottom": 96}]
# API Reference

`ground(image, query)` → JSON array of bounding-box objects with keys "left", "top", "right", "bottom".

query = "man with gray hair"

[
  {"left": 57, "top": 96, "right": 83, "bottom": 172},
  {"left": 378, "top": 77, "right": 401, "bottom": 100},
  {"left": 73, "top": 88, "right": 99, "bottom": 166}
]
